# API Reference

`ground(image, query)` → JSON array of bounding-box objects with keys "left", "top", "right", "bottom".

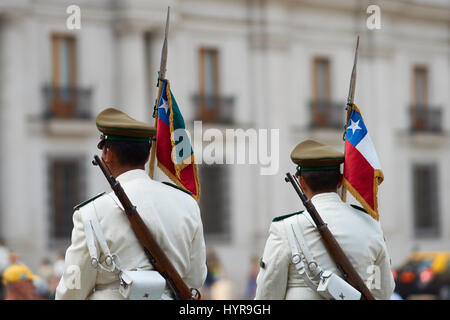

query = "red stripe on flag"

[
  {"left": 156, "top": 119, "right": 176, "bottom": 176},
  {"left": 344, "top": 141, "right": 375, "bottom": 210},
  {"left": 180, "top": 165, "right": 198, "bottom": 196},
  {"left": 157, "top": 118, "right": 199, "bottom": 197}
]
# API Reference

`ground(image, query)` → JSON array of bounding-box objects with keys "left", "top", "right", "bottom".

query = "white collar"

[
  {"left": 116, "top": 169, "right": 148, "bottom": 184},
  {"left": 310, "top": 192, "right": 342, "bottom": 206}
]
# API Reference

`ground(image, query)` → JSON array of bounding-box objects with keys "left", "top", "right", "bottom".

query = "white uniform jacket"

[
  {"left": 55, "top": 169, "right": 207, "bottom": 300},
  {"left": 255, "top": 192, "right": 395, "bottom": 300}
]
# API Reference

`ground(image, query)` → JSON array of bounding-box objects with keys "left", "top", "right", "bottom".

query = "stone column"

[
  {"left": 115, "top": 21, "right": 149, "bottom": 122},
  {"left": 247, "top": 0, "right": 292, "bottom": 254},
  {"left": 0, "top": 12, "right": 30, "bottom": 251}
]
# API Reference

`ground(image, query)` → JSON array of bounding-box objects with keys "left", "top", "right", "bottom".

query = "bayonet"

[
  {"left": 159, "top": 6, "right": 170, "bottom": 80},
  {"left": 149, "top": 6, "right": 170, "bottom": 179},
  {"left": 347, "top": 35, "right": 359, "bottom": 106}
]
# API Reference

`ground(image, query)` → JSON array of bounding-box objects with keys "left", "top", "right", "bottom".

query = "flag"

[
  {"left": 155, "top": 79, "right": 200, "bottom": 201},
  {"left": 343, "top": 104, "right": 383, "bottom": 220}
]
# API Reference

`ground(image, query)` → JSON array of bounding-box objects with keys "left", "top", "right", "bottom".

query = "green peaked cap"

[
  {"left": 96, "top": 107, "right": 156, "bottom": 149},
  {"left": 290, "top": 139, "right": 344, "bottom": 171}
]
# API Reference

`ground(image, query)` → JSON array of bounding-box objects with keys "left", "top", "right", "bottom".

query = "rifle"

[
  {"left": 92, "top": 155, "right": 199, "bottom": 300},
  {"left": 285, "top": 172, "right": 375, "bottom": 300}
]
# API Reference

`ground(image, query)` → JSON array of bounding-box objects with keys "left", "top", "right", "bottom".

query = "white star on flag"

[
  {"left": 160, "top": 98, "right": 169, "bottom": 113},
  {"left": 347, "top": 119, "right": 361, "bottom": 134}
]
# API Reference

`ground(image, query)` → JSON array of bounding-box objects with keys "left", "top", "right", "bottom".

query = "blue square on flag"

[{"left": 346, "top": 111, "right": 368, "bottom": 147}]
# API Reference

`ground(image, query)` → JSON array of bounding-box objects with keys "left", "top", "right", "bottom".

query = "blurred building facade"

[{"left": 0, "top": 0, "right": 449, "bottom": 298}]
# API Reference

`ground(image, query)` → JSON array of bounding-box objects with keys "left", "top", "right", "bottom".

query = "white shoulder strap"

[
  {"left": 79, "top": 204, "right": 99, "bottom": 267},
  {"left": 79, "top": 201, "right": 120, "bottom": 273},
  {"left": 283, "top": 215, "right": 323, "bottom": 289}
]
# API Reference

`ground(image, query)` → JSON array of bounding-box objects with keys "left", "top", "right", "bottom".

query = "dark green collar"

[
  {"left": 272, "top": 210, "right": 304, "bottom": 222},
  {"left": 350, "top": 204, "right": 368, "bottom": 215},
  {"left": 73, "top": 192, "right": 105, "bottom": 211},
  {"left": 162, "top": 182, "right": 192, "bottom": 196}
]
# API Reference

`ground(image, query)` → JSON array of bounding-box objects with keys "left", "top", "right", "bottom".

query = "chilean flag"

[
  {"left": 155, "top": 79, "right": 200, "bottom": 201},
  {"left": 343, "top": 105, "right": 383, "bottom": 221}
]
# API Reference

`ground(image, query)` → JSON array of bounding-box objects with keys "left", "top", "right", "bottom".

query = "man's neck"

[
  {"left": 112, "top": 165, "right": 145, "bottom": 179},
  {"left": 307, "top": 189, "right": 338, "bottom": 200}
]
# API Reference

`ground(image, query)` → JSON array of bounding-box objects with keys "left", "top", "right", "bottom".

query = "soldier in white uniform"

[
  {"left": 56, "top": 108, "right": 207, "bottom": 300},
  {"left": 255, "top": 139, "right": 395, "bottom": 300}
]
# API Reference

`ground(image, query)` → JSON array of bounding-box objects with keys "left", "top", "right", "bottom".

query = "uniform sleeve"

[
  {"left": 372, "top": 239, "right": 395, "bottom": 300},
  {"left": 255, "top": 222, "right": 290, "bottom": 300},
  {"left": 183, "top": 205, "right": 207, "bottom": 290},
  {"left": 55, "top": 210, "right": 98, "bottom": 300}
]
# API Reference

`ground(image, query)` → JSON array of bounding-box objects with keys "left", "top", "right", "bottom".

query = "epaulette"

[
  {"left": 73, "top": 192, "right": 105, "bottom": 211},
  {"left": 272, "top": 210, "right": 304, "bottom": 222},
  {"left": 162, "top": 182, "right": 192, "bottom": 196},
  {"left": 350, "top": 204, "right": 369, "bottom": 215}
]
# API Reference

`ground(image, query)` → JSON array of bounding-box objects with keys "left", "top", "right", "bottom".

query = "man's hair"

[
  {"left": 298, "top": 169, "right": 342, "bottom": 193},
  {"left": 104, "top": 140, "right": 151, "bottom": 167}
]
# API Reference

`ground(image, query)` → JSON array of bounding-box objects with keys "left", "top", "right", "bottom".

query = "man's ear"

[
  {"left": 298, "top": 175, "right": 308, "bottom": 192},
  {"left": 102, "top": 147, "right": 115, "bottom": 165}
]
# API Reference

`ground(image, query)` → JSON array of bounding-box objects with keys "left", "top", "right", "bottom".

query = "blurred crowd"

[
  {"left": 200, "top": 248, "right": 260, "bottom": 300},
  {"left": 0, "top": 238, "right": 65, "bottom": 300}
]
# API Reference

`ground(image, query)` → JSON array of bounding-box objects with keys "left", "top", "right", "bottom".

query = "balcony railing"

[
  {"left": 192, "top": 94, "right": 234, "bottom": 124},
  {"left": 309, "top": 100, "right": 345, "bottom": 130},
  {"left": 409, "top": 105, "right": 442, "bottom": 133},
  {"left": 42, "top": 86, "right": 92, "bottom": 119}
]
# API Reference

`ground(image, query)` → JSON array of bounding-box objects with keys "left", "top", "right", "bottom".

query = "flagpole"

[
  {"left": 341, "top": 35, "right": 359, "bottom": 202},
  {"left": 149, "top": 6, "right": 170, "bottom": 179}
]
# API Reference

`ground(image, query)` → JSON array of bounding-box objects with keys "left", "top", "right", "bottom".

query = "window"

[
  {"left": 412, "top": 66, "right": 428, "bottom": 107},
  {"left": 409, "top": 65, "right": 441, "bottom": 132},
  {"left": 411, "top": 66, "right": 428, "bottom": 131},
  {"left": 310, "top": 57, "right": 342, "bottom": 128},
  {"left": 197, "top": 48, "right": 220, "bottom": 122},
  {"left": 193, "top": 47, "right": 234, "bottom": 124},
  {"left": 412, "top": 164, "right": 440, "bottom": 237},
  {"left": 198, "top": 164, "right": 231, "bottom": 242},
  {"left": 50, "top": 34, "right": 77, "bottom": 117},
  {"left": 312, "top": 57, "right": 331, "bottom": 102},
  {"left": 49, "top": 158, "right": 84, "bottom": 239},
  {"left": 199, "top": 48, "right": 219, "bottom": 98}
]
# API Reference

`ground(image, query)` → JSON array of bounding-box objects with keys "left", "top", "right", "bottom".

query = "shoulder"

[
  {"left": 73, "top": 192, "right": 120, "bottom": 223},
  {"left": 155, "top": 181, "right": 199, "bottom": 214},
  {"left": 272, "top": 210, "right": 304, "bottom": 222},
  {"left": 73, "top": 192, "right": 106, "bottom": 211},
  {"left": 347, "top": 203, "right": 381, "bottom": 229},
  {"left": 346, "top": 203, "right": 384, "bottom": 236}
]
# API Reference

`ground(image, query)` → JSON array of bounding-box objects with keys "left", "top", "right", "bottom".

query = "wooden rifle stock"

[
  {"left": 93, "top": 155, "right": 198, "bottom": 300},
  {"left": 285, "top": 172, "right": 375, "bottom": 300}
]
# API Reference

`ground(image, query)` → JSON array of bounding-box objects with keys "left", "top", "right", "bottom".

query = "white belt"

[{"left": 95, "top": 282, "right": 120, "bottom": 291}]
